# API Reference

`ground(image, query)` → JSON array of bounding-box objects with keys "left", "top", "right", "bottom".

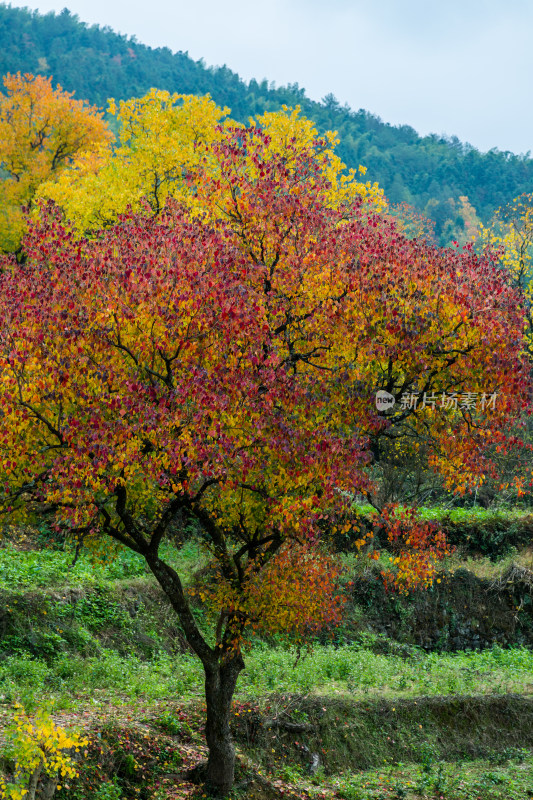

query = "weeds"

[
  {"left": 329, "top": 753, "right": 533, "bottom": 799},
  {"left": 1, "top": 643, "right": 532, "bottom": 712}
]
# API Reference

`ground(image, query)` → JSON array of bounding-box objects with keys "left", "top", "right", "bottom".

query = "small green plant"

[
  {"left": 419, "top": 742, "right": 435, "bottom": 775},
  {"left": 74, "top": 592, "right": 131, "bottom": 632},
  {"left": 486, "top": 746, "right": 530, "bottom": 765},
  {"left": 332, "top": 773, "right": 368, "bottom": 800},
  {"left": 431, "top": 763, "right": 446, "bottom": 793},
  {"left": 93, "top": 778, "right": 123, "bottom": 800},
  {"left": 278, "top": 763, "right": 305, "bottom": 783},
  {"left": 155, "top": 712, "right": 194, "bottom": 739},
  {"left": 392, "top": 783, "right": 408, "bottom": 800}
]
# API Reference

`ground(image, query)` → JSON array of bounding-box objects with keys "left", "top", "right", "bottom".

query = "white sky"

[{"left": 4, "top": 0, "right": 533, "bottom": 155}]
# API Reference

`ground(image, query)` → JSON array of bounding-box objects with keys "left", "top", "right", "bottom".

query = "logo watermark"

[
  {"left": 375, "top": 390, "right": 396, "bottom": 411},
  {"left": 375, "top": 390, "right": 499, "bottom": 412}
]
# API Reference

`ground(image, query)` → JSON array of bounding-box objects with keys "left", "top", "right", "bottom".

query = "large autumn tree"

[
  {"left": 0, "top": 128, "right": 529, "bottom": 793},
  {"left": 0, "top": 72, "right": 112, "bottom": 255}
]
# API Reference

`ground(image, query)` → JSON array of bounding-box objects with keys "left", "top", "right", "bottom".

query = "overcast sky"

[{"left": 5, "top": 0, "right": 533, "bottom": 155}]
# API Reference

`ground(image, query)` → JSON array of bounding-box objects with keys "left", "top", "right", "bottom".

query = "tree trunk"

[
  {"left": 143, "top": 555, "right": 245, "bottom": 794},
  {"left": 26, "top": 759, "right": 43, "bottom": 800},
  {"left": 204, "top": 653, "right": 244, "bottom": 795}
]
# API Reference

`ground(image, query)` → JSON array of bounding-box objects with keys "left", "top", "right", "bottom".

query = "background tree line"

[{"left": 1, "top": 4, "right": 532, "bottom": 245}]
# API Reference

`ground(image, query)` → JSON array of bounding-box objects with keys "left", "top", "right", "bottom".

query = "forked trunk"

[{"left": 204, "top": 654, "right": 244, "bottom": 795}]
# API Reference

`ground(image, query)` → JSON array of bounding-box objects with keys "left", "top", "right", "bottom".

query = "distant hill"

[{"left": 1, "top": 3, "right": 532, "bottom": 244}]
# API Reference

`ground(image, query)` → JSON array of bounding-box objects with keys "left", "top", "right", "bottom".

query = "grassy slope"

[{"left": 0, "top": 514, "right": 532, "bottom": 799}]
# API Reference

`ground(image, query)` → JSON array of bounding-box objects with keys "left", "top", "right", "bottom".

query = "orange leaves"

[
  {"left": 376, "top": 505, "right": 451, "bottom": 594},
  {"left": 0, "top": 72, "right": 112, "bottom": 252},
  {"left": 246, "top": 542, "right": 346, "bottom": 638},
  {"left": 203, "top": 541, "right": 346, "bottom": 644}
]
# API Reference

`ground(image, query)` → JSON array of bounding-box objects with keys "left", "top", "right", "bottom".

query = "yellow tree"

[
  {"left": 38, "top": 89, "right": 231, "bottom": 233},
  {"left": 0, "top": 73, "right": 112, "bottom": 255},
  {"left": 0, "top": 706, "right": 87, "bottom": 800},
  {"left": 38, "top": 93, "right": 385, "bottom": 232},
  {"left": 250, "top": 105, "right": 384, "bottom": 211},
  {"left": 479, "top": 193, "right": 533, "bottom": 358}
]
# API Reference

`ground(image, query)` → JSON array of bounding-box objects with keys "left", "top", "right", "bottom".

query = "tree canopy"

[
  {"left": 479, "top": 193, "right": 533, "bottom": 359},
  {"left": 0, "top": 72, "right": 111, "bottom": 254},
  {"left": 36, "top": 93, "right": 385, "bottom": 233},
  {"left": 0, "top": 126, "right": 529, "bottom": 792}
]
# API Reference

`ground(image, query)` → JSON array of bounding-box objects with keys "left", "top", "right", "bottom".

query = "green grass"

[
  {"left": 0, "top": 537, "right": 207, "bottom": 590},
  {"left": 1, "top": 524, "right": 532, "bottom": 799},
  {"left": 353, "top": 503, "right": 533, "bottom": 522},
  {"left": 323, "top": 752, "right": 533, "bottom": 799},
  {"left": 1, "top": 642, "right": 532, "bottom": 714},
  {"left": 239, "top": 642, "right": 533, "bottom": 699},
  {"left": 0, "top": 543, "right": 147, "bottom": 589},
  {"left": 0, "top": 649, "right": 195, "bottom": 700},
  {"left": 351, "top": 503, "right": 533, "bottom": 561},
  {"left": 416, "top": 505, "right": 533, "bottom": 522}
]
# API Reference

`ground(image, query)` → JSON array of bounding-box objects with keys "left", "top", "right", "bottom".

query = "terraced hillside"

[{"left": 1, "top": 510, "right": 532, "bottom": 799}]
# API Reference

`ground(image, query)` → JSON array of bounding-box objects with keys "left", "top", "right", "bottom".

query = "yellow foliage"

[
  {"left": 252, "top": 105, "right": 385, "bottom": 211},
  {"left": 38, "top": 95, "right": 384, "bottom": 234},
  {"left": 0, "top": 705, "right": 87, "bottom": 800},
  {"left": 478, "top": 193, "right": 533, "bottom": 357},
  {"left": 38, "top": 89, "right": 230, "bottom": 232},
  {"left": 0, "top": 72, "right": 112, "bottom": 253}
]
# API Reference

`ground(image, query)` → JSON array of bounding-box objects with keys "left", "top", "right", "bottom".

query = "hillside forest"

[{"left": 1, "top": 4, "right": 533, "bottom": 245}]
